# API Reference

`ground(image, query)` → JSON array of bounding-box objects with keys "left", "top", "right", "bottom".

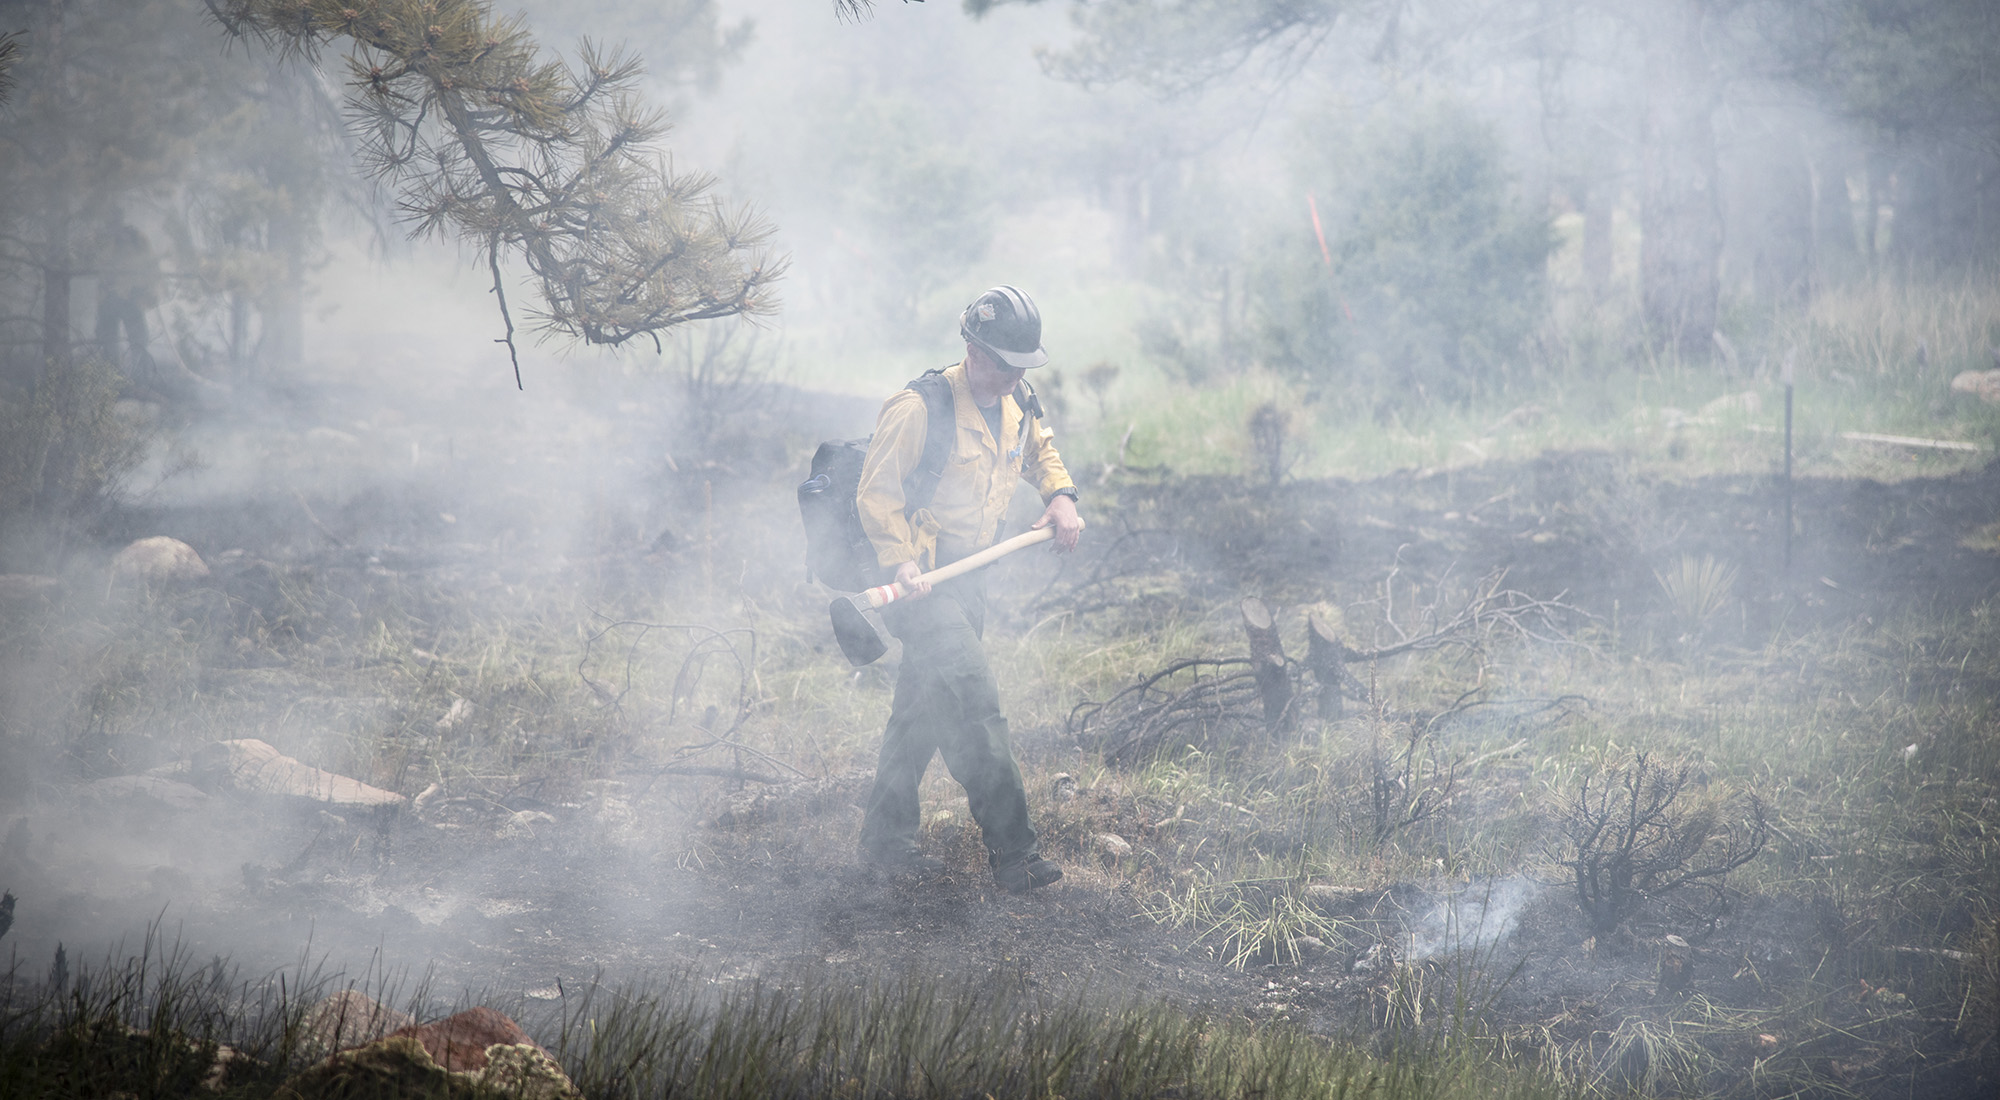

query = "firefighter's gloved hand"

[
  {"left": 1033, "top": 495, "right": 1084, "bottom": 553},
  {"left": 894, "top": 560, "right": 931, "bottom": 598}
]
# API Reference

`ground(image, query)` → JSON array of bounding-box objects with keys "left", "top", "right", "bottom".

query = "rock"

[
  {"left": 478, "top": 1042, "right": 582, "bottom": 1100},
  {"left": 1949, "top": 369, "right": 2000, "bottom": 404},
  {"left": 0, "top": 574, "right": 60, "bottom": 606},
  {"left": 388, "top": 1007, "right": 544, "bottom": 1074},
  {"left": 297, "top": 991, "right": 415, "bottom": 1060},
  {"left": 78, "top": 775, "right": 210, "bottom": 814},
  {"left": 1050, "top": 773, "right": 1079, "bottom": 802},
  {"left": 191, "top": 739, "right": 405, "bottom": 810},
  {"left": 1090, "top": 832, "right": 1133, "bottom": 859},
  {"left": 110, "top": 536, "right": 209, "bottom": 585},
  {"left": 277, "top": 1035, "right": 443, "bottom": 1100},
  {"left": 276, "top": 1029, "right": 578, "bottom": 1100}
]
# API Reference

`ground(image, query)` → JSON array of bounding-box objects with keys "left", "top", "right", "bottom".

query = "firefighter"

[{"left": 854, "top": 285, "right": 1083, "bottom": 893}]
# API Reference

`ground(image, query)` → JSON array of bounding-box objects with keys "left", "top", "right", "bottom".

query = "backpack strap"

[
  {"left": 1011, "top": 378, "right": 1043, "bottom": 452},
  {"left": 902, "top": 368, "right": 956, "bottom": 516}
]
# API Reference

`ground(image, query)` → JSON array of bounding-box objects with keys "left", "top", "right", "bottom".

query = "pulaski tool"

[{"left": 829, "top": 526, "right": 1054, "bottom": 666}]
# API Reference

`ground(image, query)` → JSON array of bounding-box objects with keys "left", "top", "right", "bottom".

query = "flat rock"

[
  {"left": 110, "top": 536, "right": 210, "bottom": 585},
  {"left": 191, "top": 739, "right": 405, "bottom": 809},
  {"left": 78, "top": 775, "right": 210, "bottom": 814}
]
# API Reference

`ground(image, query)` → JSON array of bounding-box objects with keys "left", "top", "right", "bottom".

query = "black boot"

[{"left": 994, "top": 853, "right": 1062, "bottom": 893}]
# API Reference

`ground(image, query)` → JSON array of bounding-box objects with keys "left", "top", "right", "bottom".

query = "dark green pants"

[{"left": 858, "top": 573, "right": 1037, "bottom": 867}]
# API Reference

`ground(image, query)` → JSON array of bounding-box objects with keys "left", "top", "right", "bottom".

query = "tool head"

[{"left": 830, "top": 595, "right": 889, "bottom": 666}]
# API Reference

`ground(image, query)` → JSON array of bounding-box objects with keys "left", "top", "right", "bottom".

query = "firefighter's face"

[{"left": 965, "top": 344, "right": 1026, "bottom": 405}]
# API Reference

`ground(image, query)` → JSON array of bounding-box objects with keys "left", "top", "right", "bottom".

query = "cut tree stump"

[
  {"left": 1240, "top": 597, "right": 1293, "bottom": 736},
  {"left": 1307, "top": 610, "right": 1346, "bottom": 720}
]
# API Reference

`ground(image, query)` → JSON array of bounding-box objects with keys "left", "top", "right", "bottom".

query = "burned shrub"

[
  {"left": 1554, "top": 753, "right": 1767, "bottom": 939},
  {"left": 1367, "top": 708, "right": 1455, "bottom": 845}
]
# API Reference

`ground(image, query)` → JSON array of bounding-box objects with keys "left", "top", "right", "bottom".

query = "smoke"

[
  {"left": 0, "top": 0, "right": 1984, "bottom": 1030},
  {"left": 1402, "top": 875, "right": 1542, "bottom": 962}
]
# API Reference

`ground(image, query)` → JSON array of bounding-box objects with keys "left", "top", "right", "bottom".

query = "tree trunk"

[
  {"left": 1893, "top": 141, "right": 2000, "bottom": 271},
  {"left": 1240, "top": 598, "right": 1292, "bottom": 736},
  {"left": 1809, "top": 137, "right": 1859, "bottom": 288},
  {"left": 1638, "top": 0, "right": 1722, "bottom": 352},
  {"left": 1581, "top": 177, "right": 1613, "bottom": 302},
  {"left": 1307, "top": 610, "right": 1345, "bottom": 721},
  {"left": 1736, "top": 120, "right": 1813, "bottom": 304},
  {"left": 41, "top": 217, "right": 71, "bottom": 372}
]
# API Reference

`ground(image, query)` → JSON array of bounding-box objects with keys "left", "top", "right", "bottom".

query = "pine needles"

[{"left": 207, "top": 0, "right": 785, "bottom": 382}]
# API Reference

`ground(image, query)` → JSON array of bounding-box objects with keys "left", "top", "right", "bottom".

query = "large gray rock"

[{"left": 191, "top": 739, "right": 405, "bottom": 810}]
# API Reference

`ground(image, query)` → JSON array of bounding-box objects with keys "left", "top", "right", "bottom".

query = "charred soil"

[{"left": 2, "top": 398, "right": 1996, "bottom": 1098}]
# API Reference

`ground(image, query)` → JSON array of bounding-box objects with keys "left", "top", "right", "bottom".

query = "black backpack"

[{"left": 797, "top": 369, "right": 956, "bottom": 592}]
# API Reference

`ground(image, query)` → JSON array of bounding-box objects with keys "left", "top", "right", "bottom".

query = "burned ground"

[{"left": 1, "top": 381, "right": 1996, "bottom": 1100}]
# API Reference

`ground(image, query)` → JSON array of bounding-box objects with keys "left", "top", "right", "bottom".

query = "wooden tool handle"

[{"left": 858, "top": 527, "right": 1055, "bottom": 610}]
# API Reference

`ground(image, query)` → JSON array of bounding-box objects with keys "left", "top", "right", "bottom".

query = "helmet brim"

[{"left": 966, "top": 330, "right": 1048, "bottom": 371}]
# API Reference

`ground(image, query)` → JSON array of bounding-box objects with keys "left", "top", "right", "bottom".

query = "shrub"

[
  {"left": 1553, "top": 752, "right": 1768, "bottom": 939},
  {"left": 1250, "top": 96, "right": 1552, "bottom": 405},
  {"left": 0, "top": 357, "right": 153, "bottom": 566}
]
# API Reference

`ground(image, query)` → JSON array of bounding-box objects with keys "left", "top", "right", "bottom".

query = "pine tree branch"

[{"left": 207, "top": 0, "right": 785, "bottom": 375}]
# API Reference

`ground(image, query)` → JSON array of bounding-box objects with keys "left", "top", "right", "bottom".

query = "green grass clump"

[{"left": 549, "top": 968, "right": 1562, "bottom": 1100}]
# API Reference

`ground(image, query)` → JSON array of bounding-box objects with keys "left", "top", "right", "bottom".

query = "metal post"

[{"left": 1783, "top": 350, "right": 1795, "bottom": 572}]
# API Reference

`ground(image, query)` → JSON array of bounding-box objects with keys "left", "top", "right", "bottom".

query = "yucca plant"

[{"left": 1655, "top": 553, "right": 1737, "bottom": 634}]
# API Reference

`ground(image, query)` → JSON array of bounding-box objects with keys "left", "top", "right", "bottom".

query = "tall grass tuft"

[
  {"left": 1, "top": 942, "right": 1573, "bottom": 1100},
  {"left": 546, "top": 967, "right": 1565, "bottom": 1100}
]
